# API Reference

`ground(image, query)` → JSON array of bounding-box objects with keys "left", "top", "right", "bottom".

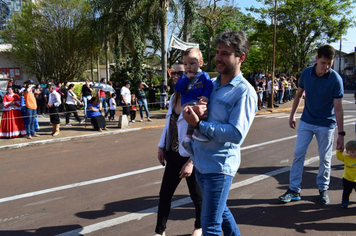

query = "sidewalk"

[{"left": 0, "top": 99, "right": 303, "bottom": 150}]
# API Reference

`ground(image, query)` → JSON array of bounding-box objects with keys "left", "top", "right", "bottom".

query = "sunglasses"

[{"left": 171, "top": 71, "right": 184, "bottom": 77}]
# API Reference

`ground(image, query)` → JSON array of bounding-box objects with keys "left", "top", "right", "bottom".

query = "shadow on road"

[{"left": 0, "top": 224, "right": 83, "bottom": 236}]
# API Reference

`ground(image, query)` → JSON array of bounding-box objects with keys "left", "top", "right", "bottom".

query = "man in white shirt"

[{"left": 120, "top": 81, "right": 131, "bottom": 116}]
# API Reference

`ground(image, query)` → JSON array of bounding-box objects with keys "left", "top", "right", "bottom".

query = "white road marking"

[
  {"left": 23, "top": 197, "right": 65, "bottom": 207},
  {"left": 342, "top": 100, "right": 355, "bottom": 104},
  {"left": 0, "top": 166, "right": 164, "bottom": 204},
  {"left": 0, "top": 135, "right": 298, "bottom": 204},
  {"left": 343, "top": 118, "right": 356, "bottom": 123},
  {"left": 56, "top": 152, "right": 332, "bottom": 236}
]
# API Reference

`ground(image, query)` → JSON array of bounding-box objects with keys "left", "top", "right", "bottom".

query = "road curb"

[
  {"left": 0, "top": 127, "right": 142, "bottom": 151},
  {"left": 0, "top": 105, "right": 299, "bottom": 150},
  {"left": 256, "top": 106, "right": 304, "bottom": 116}
]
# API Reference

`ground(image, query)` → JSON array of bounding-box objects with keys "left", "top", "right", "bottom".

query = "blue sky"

[{"left": 237, "top": 0, "right": 356, "bottom": 53}]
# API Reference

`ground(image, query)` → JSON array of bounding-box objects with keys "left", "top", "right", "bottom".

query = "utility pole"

[
  {"left": 339, "top": 36, "right": 342, "bottom": 75},
  {"left": 270, "top": 0, "right": 277, "bottom": 109}
]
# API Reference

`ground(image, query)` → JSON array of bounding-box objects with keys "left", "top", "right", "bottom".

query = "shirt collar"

[
  {"left": 311, "top": 63, "right": 332, "bottom": 78},
  {"left": 216, "top": 72, "right": 243, "bottom": 87}
]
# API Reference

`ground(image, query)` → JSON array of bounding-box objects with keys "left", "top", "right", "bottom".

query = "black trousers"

[
  {"left": 121, "top": 102, "right": 130, "bottom": 116},
  {"left": 65, "top": 104, "right": 81, "bottom": 124},
  {"left": 90, "top": 115, "right": 106, "bottom": 130},
  {"left": 49, "top": 106, "right": 60, "bottom": 124},
  {"left": 155, "top": 149, "right": 202, "bottom": 234},
  {"left": 342, "top": 178, "right": 356, "bottom": 202},
  {"left": 130, "top": 110, "right": 136, "bottom": 121}
]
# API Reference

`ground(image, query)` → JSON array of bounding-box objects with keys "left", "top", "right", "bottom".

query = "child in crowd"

[
  {"left": 336, "top": 140, "right": 356, "bottom": 208},
  {"left": 174, "top": 47, "right": 213, "bottom": 155},
  {"left": 109, "top": 93, "right": 116, "bottom": 121},
  {"left": 130, "top": 94, "right": 137, "bottom": 123}
]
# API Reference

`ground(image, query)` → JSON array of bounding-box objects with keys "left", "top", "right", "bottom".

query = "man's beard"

[{"left": 218, "top": 58, "right": 238, "bottom": 75}]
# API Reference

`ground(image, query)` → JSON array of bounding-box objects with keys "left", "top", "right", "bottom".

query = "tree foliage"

[
  {"left": 1, "top": 0, "right": 94, "bottom": 82},
  {"left": 248, "top": 0, "right": 356, "bottom": 73},
  {"left": 191, "top": 3, "right": 255, "bottom": 72}
]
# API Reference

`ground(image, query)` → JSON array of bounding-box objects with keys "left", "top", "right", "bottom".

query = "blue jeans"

[
  {"left": 82, "top": 95, "right": 92, "bottom": 117},
  {"left": 160, "top": 95, "right": 167, "bottom": 109},
  {"left": 289, "top": 120, "right": 335, "bottom": 193},
  {"left": 195, "top": 170, "right": 240, "bottom": 236},
  {"left": 277, "top": 91, "right": 284, "bottom": 103},
  {"left": 100, "top": 97, "right": 108, "bottom": 117},
  {"left": 137, "top": 98, "right": 149, "bottom": 119},
  {"left": 26, "top": 108, "right": 36, "bottom": 136}
]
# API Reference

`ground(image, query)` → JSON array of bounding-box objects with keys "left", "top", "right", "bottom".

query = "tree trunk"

[
  {"left": 105, "top": 41, "right": 109, "bottom": 81},
  {"left": 91, "top": 54, "right": 94, "bottom": 82},
  {"left": 207, "top": 33, "right": 213, "bottom": 72},
  {"left": 161, "top": 18, "right": 168, "bottom": 85},
  {"left": 97, "top": 54, "right": 100, "bottom": 82}
]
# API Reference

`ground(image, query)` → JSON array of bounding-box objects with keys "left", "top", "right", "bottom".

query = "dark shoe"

[
  {"left": 341, "top": 200, "right": 349, "bottom": 208},
  {"left": 279, "top": 189, "right": 301, "bottom": 203},
  {"left": 319, "top": 190, "right": 330, "bottom": 205}
]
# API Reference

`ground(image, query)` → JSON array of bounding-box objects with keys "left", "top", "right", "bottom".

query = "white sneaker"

[
  {"left": 131, "top": 120, "right": 135, "bottom": 123},
  {"left": 65, "top": 123, "right": 72, "bottom": 126}
]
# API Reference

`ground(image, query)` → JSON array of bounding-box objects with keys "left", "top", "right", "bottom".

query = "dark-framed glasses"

[{"left": 171, "top": 71, "right": 184, "bottom": 77}]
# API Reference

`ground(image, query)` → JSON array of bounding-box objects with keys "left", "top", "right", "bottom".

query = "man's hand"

[
  {"left": 183, "top": 106, "right": 199, "bottom": 127},
  {"left": 336, "top": 135, "right": 344, "bottom": 152},
  {"left": 192, "top": 100, "right": 208, "bottom": 119},
  {"left": 289, "top": 116, "right": 296, "bottom": 129}
]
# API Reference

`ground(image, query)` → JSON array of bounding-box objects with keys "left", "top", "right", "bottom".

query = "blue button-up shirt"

[{"left": 191, "top": 72, "right": 257, "bottom": 176}]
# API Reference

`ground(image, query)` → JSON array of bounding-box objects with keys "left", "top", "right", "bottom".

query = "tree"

[
  {"left": 192, "top": 3, "right": 255, "bottom": 71},
  {"left": 249, "top": 0, "right": 356, "bottom": 72},
  {"left": 1, "top": 0, "right": 94, "bottom": 82}
]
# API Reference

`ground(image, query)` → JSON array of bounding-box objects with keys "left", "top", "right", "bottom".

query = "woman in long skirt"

[{"left": 0, "top": 87, "right": 26, "bottom": 138}]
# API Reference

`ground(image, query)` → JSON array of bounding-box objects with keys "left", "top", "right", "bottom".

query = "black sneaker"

[
  {"left": 319, "top": 190, "right": 330, "bottom": 205},
  {"left": 341, "top": 200, "right": 349, "bottom": 208},
  {"left": 279, "top": 189, "right": 301, "bottom": 203}
]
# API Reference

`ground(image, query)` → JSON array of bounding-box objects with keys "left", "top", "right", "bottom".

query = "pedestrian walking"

[
  {"left": 279, "top": 45, "right": 344, "bottom": 205},
  {"left": 183, "top": 31, "right": 257, "bottom": 236},
  {"left": 154, "top": 62, "right": 203, "bottom": 236}
]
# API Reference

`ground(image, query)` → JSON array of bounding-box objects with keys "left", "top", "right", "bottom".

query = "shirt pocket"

[{"left": 209, "top": 99, "right": 231, "bottom": 122}]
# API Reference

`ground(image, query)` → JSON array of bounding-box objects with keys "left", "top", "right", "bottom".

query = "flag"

[{"left": 170, "top": 35, "right": 199, "bottom": 51}]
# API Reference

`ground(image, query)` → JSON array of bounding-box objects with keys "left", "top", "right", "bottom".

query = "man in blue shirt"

[
  {"left": 279, "top": 45, "right": 344, "bottom": 205},
  {"left": 183, "top": 31, "right": 257, "bottom": 236}
]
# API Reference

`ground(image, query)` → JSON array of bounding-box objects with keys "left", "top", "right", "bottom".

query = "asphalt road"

[{"left": 1, "top": 92, "right": 356, "bottom": 236}]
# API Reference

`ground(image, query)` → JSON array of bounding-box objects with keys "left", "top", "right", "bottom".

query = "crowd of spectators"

[
  {"left": 250, "top": 72, "right": 298, "bottom": 110},
  {"left": 0, "top": 77, "right": 173, "bottom": 138}
]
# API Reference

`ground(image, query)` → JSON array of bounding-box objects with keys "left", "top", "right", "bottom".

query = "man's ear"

[{"left": 240, "top": 53, "right": 246, "bottom": 63}]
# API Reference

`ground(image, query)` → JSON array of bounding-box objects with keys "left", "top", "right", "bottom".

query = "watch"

[
  {"left": 338, "top": 131, "right": 346, "bottom": 136},
  {"left": 195, "top": 120, "right": 201, "bottom": 130}
]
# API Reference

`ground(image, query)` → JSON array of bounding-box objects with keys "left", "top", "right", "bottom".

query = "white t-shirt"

[
  {"left": 109, "top": 97, "right": 116, "bottom": 110},
  {"left": 121, "top": 86, "right": 131, "bottom": 104},
  {"left": 66, "top": 90, "right": 77, "bottom": 105}
]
